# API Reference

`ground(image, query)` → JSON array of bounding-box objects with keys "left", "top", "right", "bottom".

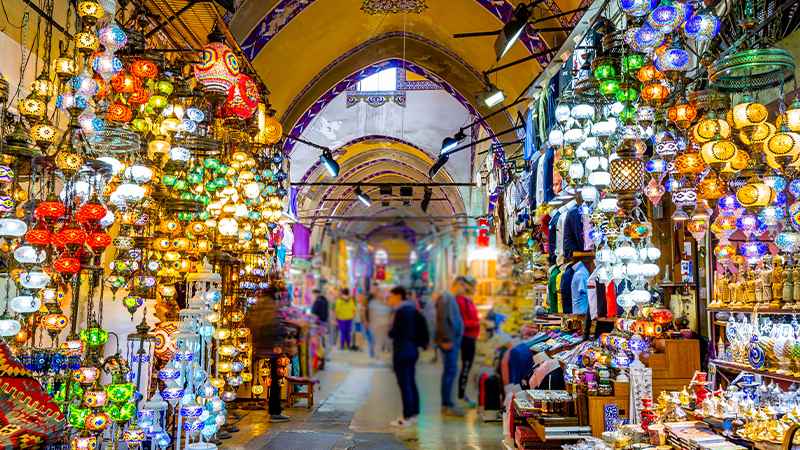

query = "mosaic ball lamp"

[
  {"left": 647, "top": 0, "right": 690, "bottom": 33},
  {"left": 619, "top": 0, "right": 658, "bottom": 17},
  {"left": 194, "top": 42, "right": 240, "bottom": 96},
  {"left": 683, "top": 11, "right": 720, "bottom": 41}
]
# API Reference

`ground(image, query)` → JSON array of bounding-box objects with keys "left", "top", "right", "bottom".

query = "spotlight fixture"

[
  {"left": 480, "top": 84, "right": 506, "bottom": 108},
  {"left": 320, "top": 149, "right": 339, "bottom": 177},
  {"left": 355, "top": 186, "right": 371, "bottom": 207},
  {"left": 441, "top": 130, "right": 466, "bottom": 154},
  {"left": 495, "top": 3, "right": 532, "bottom": 60},
  {"left": 429, "top": 154, "right": 449, "bottom": 178},
  {"left": 421, "top": 187, "right": 432, "bottom": 212}
]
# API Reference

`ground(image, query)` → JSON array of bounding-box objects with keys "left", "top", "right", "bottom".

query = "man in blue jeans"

[
  {"left": 388, "top": 286, "right": 422, "bottom": 427},
  {"left": 435, "top": 278, "right": 466, "bottom": 416}
]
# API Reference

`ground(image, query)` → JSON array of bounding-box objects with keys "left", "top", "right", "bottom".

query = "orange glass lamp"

[
  {"left": 697, "top": 172, "right": 726, "bottom": 200},
  {"left": 674, "top": 152, "right": 706, "bottom": 175},
  {"left": 667, "top": 101, "right": 697, "bottom": 129},
  {"left": 779, "top": 99, "right": 800, "bottom": 132},
  {"left": 641, "top": 81, "right": 670, "bottom": 105}
]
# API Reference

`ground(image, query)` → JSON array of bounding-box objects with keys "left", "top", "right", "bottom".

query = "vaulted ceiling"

[{"left": 230, "top": 0, "right": 587, "bottom": 254}]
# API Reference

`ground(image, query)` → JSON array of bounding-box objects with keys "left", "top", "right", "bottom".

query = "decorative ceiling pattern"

[
  {"left": 238, "top": 0, "right": 556, "bottom": 61},
  {"left": 283, "top": 55, "right": 487, "bottom": 155}
]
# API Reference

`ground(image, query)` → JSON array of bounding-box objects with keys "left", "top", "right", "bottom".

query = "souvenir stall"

[
  {"left": 480, "top": 0, "right": 800, "bottom": 445},
  {"left": 0, "top": 0, "right": 293, "bottom": 446}
]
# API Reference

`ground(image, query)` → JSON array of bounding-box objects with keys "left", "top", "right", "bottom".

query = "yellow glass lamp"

[
  {"left": 736, "top": 177, "right": 776, "bottom": 208},
  {"left": 731, "top": 101, "right": 768, "bottom": 129},
  {"left": 53, "top": 53, "right": 76, "bottom": 80},
  {"left": 18, "top": 95, "right": 46, "bottom": 120},
  {"left": 700, "top": 139, "right": 737, "bottom": 168},
  {"left": 218, "top": 344, "right": 238, "bottom": 357},
  {"left": 75, "top": 31, "right": 100, "bottom": 54},
  {"left": 214, "top": 328, "right": 231, "bottom": 340},
  {"left": 31, "top": 122, "right": 59, "bottom": 147},
  {"left": 148, "top": 136, "right": 170, "bottom": 159},
  {"left": 764, "top": 127, "right": 800, "bottom": 168},
  {"left": 739, "top": 122, "right": 776, "bottom": 146},
  {"left": 779, "top": 99, "right": 800, "bottom": 132},
  {"left": 31, "top": 74, "right": 54, "bottom": 99},
  {"left": 77, "top": 0, "right": 104, "bottom": 23},
  {"left": 55, "top": 150, "right": 84, "bottom": 175},
  {"left": 693, "top": 116, "right": 731, "bottom": 143}
]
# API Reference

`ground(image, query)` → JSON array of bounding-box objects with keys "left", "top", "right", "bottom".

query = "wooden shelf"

[
  {"left": 708, "top": 306, "right": 800, "bottom": 314},
  {"left": 711, "top": 359, "right": 800, "bottom": 384}
]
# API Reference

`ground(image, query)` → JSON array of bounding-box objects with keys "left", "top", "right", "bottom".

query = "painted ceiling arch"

[
  {"left": 297, "top": 148, "right": 466, "bottom": 221},
  {"left": 229, "top": 0, "right": 580, "bottom": 117}
]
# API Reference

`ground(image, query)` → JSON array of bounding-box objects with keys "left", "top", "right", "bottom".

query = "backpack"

[{"left": 413, "top": 309, "right": 430, "bottom": 350}]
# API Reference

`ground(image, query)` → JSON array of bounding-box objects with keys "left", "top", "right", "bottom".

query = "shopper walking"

[
  {"left": 456, "top": 276, "right": 480, "bottom": 407},
  {"left": 435, "top": 278, "right": 465, "bottom": 416},
  {"left": 388, "top": 286, "right": 428, "bottom": 427},
  {"left": 334, "top": 288, "right": 357, "bottom": 350},
  {"left": 369, "top": 290, "right": 392, "bottom": 356},
  {"left": 362, "top": 292, "right": 376, "bottom": 358}
]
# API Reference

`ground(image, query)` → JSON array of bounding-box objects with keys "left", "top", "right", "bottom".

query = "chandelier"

[{"left": 361, "top": 0, "right": 427, "bottom": 14}]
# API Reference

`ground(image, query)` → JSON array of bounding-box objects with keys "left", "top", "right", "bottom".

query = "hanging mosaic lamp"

[
  {"left": 736, "top": 177, "right": 776, "bottom": 209},
  {"left": 194, "top": 41, "right": 240, "bottom": 97},
  {"left": 619, "top": 0, "right": 658, "bottom": 17},
  {"left": 683, "top": 9, "right": 721, "bottom": 41},
  {"left": 647, "top": 0, "right": 690, "bottom": 33}
]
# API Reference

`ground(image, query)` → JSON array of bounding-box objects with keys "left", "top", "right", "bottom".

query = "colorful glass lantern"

[
  {"left": 739, "top": 122, "right": 776, "bottom": 145},
  {"left": 674, "top": 151, "right": 705, "bottom": 175},
  {"left": 731, "top": 101, "right": 768, "bottom": 129},
  {"left": 106, "top": 383, "right": 135, "bottom": 403},
  {"left": 80, "top": 326, "right": 109, "bottom": 347},
  {"left": 647, "top": 0, "right": 689, "bottom": 33},
  {"left": 43, "top": 313, "right": 68, "bottom": 332},
  {"left": 641, "top": 81, "right": 670, "bottom": 104},
  {"left": 693, "top": 116, "right": 731, "bottom": 142},
  {"left": 655, "top": 44, "right": 691, "bottom": 73},
  {"left": 684, "top": 11, "right": 720, "bottom": 41},
  {"left": 620, "top": 0, "right": 658, "bottom": 16},
  {"left": 85, "top": 411, "right": 110, "bottom": 432},
  {"left": 700, "top": 139, "right": 737, "bottom": 166},
  {"left": 222, "top": 73, "right": 259, "bottom": 119},
  {"left": 667, "top": 101, "right": 697, "bottom": 129},
  {"left": 54, "top": 256, "right": 81, "bottom": 274},
  {"left": 736, "top": 179, "right": 776, "bottom": 208},
  {"left": 765, "top": 129, "right": 800, "bottom": 163},
  {"left": 637, "top": 64, "right": 663, "bottom": 83},
  {"left": 194, "top": 42, "right": 240, "bottom": 96}
]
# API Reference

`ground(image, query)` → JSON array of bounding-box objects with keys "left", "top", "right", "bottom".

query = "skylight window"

[{"left": 357, "top": 67, "right": 398, "bottom": 91}]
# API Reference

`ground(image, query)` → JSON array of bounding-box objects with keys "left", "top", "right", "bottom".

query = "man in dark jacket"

[
  {"left": 388, "top": 286, "right": 422, "bottom": 428},
  {"left": 311, "top": 289, "right": 329, "bottom": 323},
  {"left": 435, "top": 279, "right": 465, "bottom": 416}
]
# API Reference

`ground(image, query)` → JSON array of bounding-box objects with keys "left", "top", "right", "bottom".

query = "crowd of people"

[{"left": 308, "top": 275, "right": 481, "bottom": 428}]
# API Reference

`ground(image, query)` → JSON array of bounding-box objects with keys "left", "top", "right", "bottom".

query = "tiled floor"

[{"left": 221, "top": 349, "right": 505, "bottom": 449}]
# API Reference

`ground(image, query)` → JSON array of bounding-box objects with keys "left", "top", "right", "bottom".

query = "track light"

[
  {"left": 480, "top": 84, "right": 505, "bottom": 108},
  {"left": 495, "top": 3, "right": 531, "bottom": 61},
  {"left": 421, "top": 187, "right": 432, "bottom": 212},
  {"left": 355, "top": 187, "right": 371, "bottom": 207},
  {"left": 441, "top": 130, "right": 466, "bottom": 154},
  {"left": 429, "top": 154, "right": 449, "bottom": 178},
  {"left": 320, "top": 149, "right": 339, "bottom": 177}
]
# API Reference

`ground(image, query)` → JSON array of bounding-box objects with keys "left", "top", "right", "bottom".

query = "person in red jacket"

[{"left": 455, "top": 276, "right": 480, "bottom": 407}]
